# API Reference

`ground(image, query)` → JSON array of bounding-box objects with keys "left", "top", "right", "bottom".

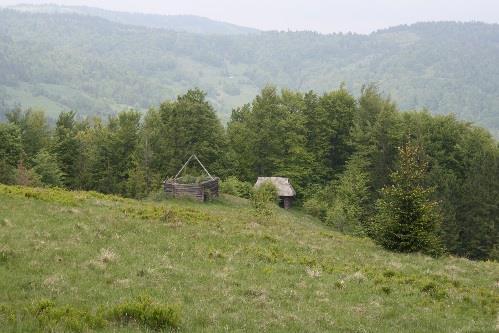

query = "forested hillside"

[
  {"left": 0, "top": 9, "right": 498, "bottom": 135},
  {"left": 8, "top": 4, "right": 259, "bottom": 35}
]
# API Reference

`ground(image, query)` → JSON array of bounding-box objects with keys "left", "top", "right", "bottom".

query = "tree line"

[{"left": 0, "top": 86, "right": 497, "bottom": 260}]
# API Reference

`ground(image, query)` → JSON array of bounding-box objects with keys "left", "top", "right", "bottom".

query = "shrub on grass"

[
  {"left": 109, "top": 295, "right": 181, "bottom": 330},
  {"left": 420, "top": 281, "right": 447, "bottom": 300},
  {"left": 32, "top": 299, "right": 105, "bottom": 332},
  {"left": 303, "top": 197, "right": 328, "bottom": 220},
  {"left": 220, "top": 176, "right": 253, "bottom": 199},
  {"left": 250, "top": 182, "right": 278, "bottom": 219},
  {"left": 146, "top": 189, "right": 167, "bottom": 202}
]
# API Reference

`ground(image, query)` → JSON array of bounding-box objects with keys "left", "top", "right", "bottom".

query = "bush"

[
  {"left": 146, "top": 189, "right": 167, "bottom": 202},
  {"left": 31, "top": 299, "right": 105, "bottom": 332},
  {"left": 251, "top": 182, "right": 278, "bottom": 218},
  {"left": 303, "top": 197, "right": 328, "bottom": 220},
  {"left": 325, "top": 201, "right": 366, "bottom": 236},
  {"left": 109, "top": 295, "right": 181, "bottom": 330},
  {"left": 220, "top": 176, "right": 253, "bottom": 198}
]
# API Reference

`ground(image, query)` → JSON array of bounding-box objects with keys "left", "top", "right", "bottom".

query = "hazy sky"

[{"left": 1, "top": 0, "right": 498, "bottom": 33}]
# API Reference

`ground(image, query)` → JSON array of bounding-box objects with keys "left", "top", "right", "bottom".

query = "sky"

[{"left": 1, "top": 0, "right": 498, "bottom": 34}]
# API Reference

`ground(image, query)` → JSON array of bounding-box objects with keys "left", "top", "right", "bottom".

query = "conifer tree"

[
  {"left": 374, "top": 143, "right": 444, "bottom": 256},
  {"left": 53, "top": 111, "right": 82, "bottom": 189}
]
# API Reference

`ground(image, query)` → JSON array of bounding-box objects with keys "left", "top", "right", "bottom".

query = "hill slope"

[
  {"left": 0, "top": 185, "right": 497, "bottom": 332},
  {"left": 8, "top": 4, "right": 260, "bottom": 35},
  {"left": 0, "top": 10, "right": 498, "bottom": 135}
]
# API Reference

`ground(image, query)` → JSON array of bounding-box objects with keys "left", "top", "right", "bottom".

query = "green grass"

[{"left": 0, "top": 185, "right": 497, "bottom": 332}]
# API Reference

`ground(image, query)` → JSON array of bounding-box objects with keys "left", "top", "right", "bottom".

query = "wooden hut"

[
  {"left": 164, "top": 155, "right": 219, "bottom": 202},
  {"left": 254, "top": 177, "right": 296, "bottom": 209}
]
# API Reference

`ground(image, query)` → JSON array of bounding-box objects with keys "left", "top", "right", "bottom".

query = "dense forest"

[
  {"left": 0, "top": 86, "right": 497, "bottom": 260},
  {"left": 0, "top": 9, "right": 499, "bottom": 136}
]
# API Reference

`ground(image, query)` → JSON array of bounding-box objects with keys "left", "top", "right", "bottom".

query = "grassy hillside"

[
  {"left": 0, "top": 9, "right": 499, "bottom": 135},
  {"left": 0, "top": 185, "right": 497, "bottom": 332}
]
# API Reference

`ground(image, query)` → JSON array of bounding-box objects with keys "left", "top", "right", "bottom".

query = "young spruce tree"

[{"left": 374, "top": 143, "right": 443, "bottom": 256}]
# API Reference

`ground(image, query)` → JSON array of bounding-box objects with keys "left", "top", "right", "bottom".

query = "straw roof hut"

[{"left": 254, "top": 177, "right": 296, "bottom": 209}]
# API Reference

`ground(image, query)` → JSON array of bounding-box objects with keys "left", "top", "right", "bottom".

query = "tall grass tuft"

[{"left": 109, "top": 295, "right": 181, "bottom": 330}]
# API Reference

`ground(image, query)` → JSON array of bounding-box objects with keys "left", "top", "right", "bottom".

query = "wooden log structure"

[
  {"left": 164, "top": 178, "right": 219, "bottom": 201},
  {"left": 164, "top": 155, "right": 219, "bottom": 202}
]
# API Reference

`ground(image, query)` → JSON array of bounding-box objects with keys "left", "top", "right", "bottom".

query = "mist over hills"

[
  {"left": 0, "top": 6, "right": 498, "bottom": 135},
  {"left": 8, "top": 3, "right": 260, "bottom": 35}
]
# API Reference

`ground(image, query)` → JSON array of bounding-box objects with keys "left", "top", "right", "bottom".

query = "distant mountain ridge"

[
  {"left": 7, "top": 3, "right": 260, "bottom": 35},
  {"left": 0, "top": 8, "right": 498, "bottom": 137}
]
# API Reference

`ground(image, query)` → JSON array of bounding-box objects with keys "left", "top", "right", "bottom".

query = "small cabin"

[{"left": 254, "top": 177, "right": 296, "bottom": 209}]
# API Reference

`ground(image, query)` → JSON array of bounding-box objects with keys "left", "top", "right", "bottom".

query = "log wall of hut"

[{"left": 164, "top": 178, "right": 219, "bottom": 202}]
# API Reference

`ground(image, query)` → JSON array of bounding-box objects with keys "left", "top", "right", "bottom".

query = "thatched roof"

[{"left": 254, "top": 177, "right": 296, "bottom": 197}]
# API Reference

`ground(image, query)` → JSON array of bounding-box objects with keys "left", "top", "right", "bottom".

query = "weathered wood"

[{"left": 164, "top": 178, "right": 219, "bottom": 202}]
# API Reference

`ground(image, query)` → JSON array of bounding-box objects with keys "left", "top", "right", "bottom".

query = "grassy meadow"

[{"left": 0, "top": 185, "right": 497, "bottom": 332}]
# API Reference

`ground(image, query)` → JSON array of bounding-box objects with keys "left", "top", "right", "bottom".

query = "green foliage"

[
  {"left": 6, "top": 108, "right": 50, "bottom": 166},
  {"left": 325, "top": 154, "right": 371, "bottom": 235},
  {"left": 124, "top": 163, "right": 148, "bottom": 199},
  {"left": 251, "top": 182, "right": 278, "bottom": 219},
  {"left": 304, "top": 154, "right": 371, "bottom": 236},
  {"left": 220, "top": 176, "right": 253, "bottom": 198},
  {"left": 86, "top": 110, "right": 141, "bottom": 195},
  {"left": 109, "top": 295, "right": 181, "bottom": 330},
  {"left": 0, "top": 123, "right": 22, "bottom": 184},
  {"left": 303, "top": 197, "right": 328, "bottom": 220},
  {"left": 32, "top": 299, "right": 105, "bottom": 332},
  {"left": 373, "top": 144, "right": 444, "bottom": 256},
  {"left": 227, "top": 87, "right": 316, "bottom": 191},
  {"left": 52, "top": 111, "right": 84, "bottom": 189},
  {"left": 33, "top": 149, "right": 64, "bottom": 187},
  {"left": 157, "top": 89, "right": 227, "bottom": 178}
]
